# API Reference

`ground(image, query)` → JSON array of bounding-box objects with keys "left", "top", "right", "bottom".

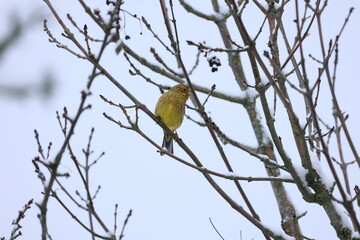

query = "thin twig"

[
  {"left": 187, "top": 40, "right": 248, "bottom": 53},
  {"left": 67, "top": 14, "right": 103, "bottom": 42},
  {"left": 202, "top": 84, "right": 216, "bottom": 107},
  {"left": 113, "top": 204, "right": 118, "bottom": 235},
  {"left": 119, "top": 210, "right": 132, "bottom": 240},
  {"left": 142, "top": 17, "right": 174, "bottom": 55},
  {"left": 34, "top": 130, "right": 45, "bottom": 159},
  {"left": 209, "top": 218, "right": 225, "bottom": 240},
  {"left": 43, "top": 19, "right": 86, "bottom": 59},
  {"left": 51, "top": 191, "right": 114, "bottom": 240}
]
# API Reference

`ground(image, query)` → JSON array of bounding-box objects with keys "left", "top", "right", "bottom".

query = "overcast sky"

[{"left": 1, "top": 1, "right": 360, "bottom": 240}]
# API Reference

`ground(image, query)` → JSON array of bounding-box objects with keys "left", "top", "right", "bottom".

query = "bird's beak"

[{"left": 186, "top": 88, "right": 191, "bottom": 98}]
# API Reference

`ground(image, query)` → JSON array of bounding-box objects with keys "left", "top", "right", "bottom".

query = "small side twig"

[
  {"left": 34, "top": 130, "right": 45, "bottom": 159},
  {"left": 202, "top": 84, "right": 216, "bottom": 107},
  {"left": 186, "top": 40, "right": 248, "bottom": 53},
  {"left": 150, "top": 47, "right": 182, "bottom": 77},
  {"left": 209, "top": 217, "right": 225, "bottom": 240},
  {"left": 113, "top": 204, "right": 118, "bottom": 235},
  {"left": 43, "top": 19, "right": 86, "bottom": 59},
  {"left": 142, "top": 17, "right": 174, "bottom": 55},
  {"left": 355, "top": 186, "right": 360, "bottom": 207},
  {"left": 119, "top": 210, "right": 132, "bottom": 240},
  {"left": 67, "top": 14, "right": 103, "bottom": 42},
  {"left": 51, "top": 191, "right": 114, "bottom": 240},
  {"left": 123, "top": 52, "right": 161, "bottom": 87},
  {"left": 10, "top": 199, "right": 34, "bottom": 240}
]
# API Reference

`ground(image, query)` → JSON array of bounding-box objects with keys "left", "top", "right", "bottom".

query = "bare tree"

[{"left": 23, "top": 0, "right": 360, "bottom": 240}]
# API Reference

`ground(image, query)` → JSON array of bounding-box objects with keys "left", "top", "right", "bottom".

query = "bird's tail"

[{"left": 161, "top": 131, "right": 173, "bottom": 155}]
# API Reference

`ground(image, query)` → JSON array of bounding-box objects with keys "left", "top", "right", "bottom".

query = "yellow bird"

[{"left": 155, "top": 84, "right": 191, "bottom": 154}]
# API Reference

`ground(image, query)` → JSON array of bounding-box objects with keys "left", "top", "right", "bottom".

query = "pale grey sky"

[{"left": 1, "top": 1, "right": 360, "bottom": 239}]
